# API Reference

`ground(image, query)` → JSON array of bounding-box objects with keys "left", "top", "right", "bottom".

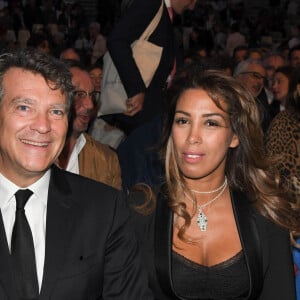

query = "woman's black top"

[{"left": 172, "top": 250, "right": 249, "bottom": 299}]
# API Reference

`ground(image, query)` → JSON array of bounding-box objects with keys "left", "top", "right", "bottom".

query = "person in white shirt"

[
  {"left": 57, "top": 59, "right": 122, "bottom": 189},
  {"left": 88, "top": 22, "right": 107, "bottom": 65}
]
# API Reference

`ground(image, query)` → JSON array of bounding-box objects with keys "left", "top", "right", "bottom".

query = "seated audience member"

[
  {"left": 270, "top": 65, "right": 298, "bottom": 120},
  {"left": 289, "top": 45, "right": 300, "bottom": 69},
  {"left": 265, "top": 69, "right": 300, "bottom": 297},
  {"left": 232, "top": 45, "right": 248, "bottom": 66},
  {"left": 88, "top": 22, "right": 106, "bottom": 65},
  {"left": 59, "top": 47, "right": 81, "bottom": 61},
  {"left": 128, "top": 67, "right": 299, "bottom": 299},
  {"left": 234, "top": 58, "right": 271, "bottom": 132},
  {"left": 27, "top": 32, "right": 52, "bottom": 54},
  {"left": 58, "top": 60, "right": 122, "bottom": 189},
  {"left": 226, "top": 21, "right": 246, "bottom": 57},
  {"left": 263, "top": 52, "right": 286, "bottom": 91},
  {"left": 88, "top": 61, "right": 125, "bottom": 149},
  {"left": 263, "top": 52, "right": 287, "bottom": 104},
  {"left": 0, "top": 47, "right": 152, "bottom": 299},
  {"left": 265, "top": 69, "right": 300, "bottom": 204},
  {"left": 248, "top": 48, "right": 263, "bottom": 60},
  {"left": 74, "top": 26, "right": 90, "bottom": 63},
  {"left": 88, "top": 60, "right": 103, "bottom": 106}
]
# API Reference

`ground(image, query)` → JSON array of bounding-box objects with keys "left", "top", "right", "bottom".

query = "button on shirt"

[{"left": 0, "top": 170, "right": 50, "bottom": 290}]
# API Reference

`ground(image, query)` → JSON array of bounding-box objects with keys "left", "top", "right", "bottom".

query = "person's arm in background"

[{"left": 107, "top": 0, "right": 162, "bottom": 115}]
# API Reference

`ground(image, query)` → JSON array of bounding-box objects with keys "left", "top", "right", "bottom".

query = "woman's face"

[
  {"left": 272, "top": 72, "right": 289, "bottom": 103},
  {"left": 171, "top": 88, "right": 239, "bottom": 186}
]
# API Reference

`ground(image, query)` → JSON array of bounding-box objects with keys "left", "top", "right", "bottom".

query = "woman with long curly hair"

[{"left": 129, "top": 66, "right": 300, "bottom": 299}]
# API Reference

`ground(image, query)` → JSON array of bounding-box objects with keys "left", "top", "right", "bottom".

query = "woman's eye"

[
  {"left": 206, "top": 119, "right": 219, "bottom": 127},
  {"left": 175, "top": 118, "right": 189, "bottom": 125}
]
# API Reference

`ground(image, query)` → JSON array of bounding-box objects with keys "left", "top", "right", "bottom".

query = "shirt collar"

[
  {"left": 164, "top": 0, "right": 171, "bottom": 8},
  {"left": 0, "top": 169, "right": 51, "bottom": 209},
  {"left": 65, "top": 133, "right": 86, "bottom": 173},
  {"left": 75, "top": 133, "right": 86, "bottom": 154}
]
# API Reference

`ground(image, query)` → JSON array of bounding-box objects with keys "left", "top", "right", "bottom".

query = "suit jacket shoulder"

[{"left": 37, "top": 165, "right": 153, "bottom": 300}]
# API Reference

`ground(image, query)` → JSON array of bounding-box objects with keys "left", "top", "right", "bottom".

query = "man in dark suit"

[
  {"left": 105, "top": 0, "right": 196, "bottom": 135},
  {"left": 0, "top": 48, "right": 152, "bottom": 300}
]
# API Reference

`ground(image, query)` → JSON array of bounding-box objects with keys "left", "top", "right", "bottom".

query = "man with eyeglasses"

[
  {"left": 57, "top": 60, "right": 122, "bottom": 190},
  {"left": 263, "top": 52, "right": 286, "bottom": 105},
  {"left": 234, "top": 58, "right": 272, "bottom": 132}
]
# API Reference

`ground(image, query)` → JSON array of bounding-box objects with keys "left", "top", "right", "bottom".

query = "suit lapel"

[
  {"left": 0, "top": 213, "right": 17, "bottom": 299},
  {"left": 231, "top": 190, "right": 263, "bottom": 300},
  {"left": 39, "top": 166, "right": 74, "bottom": 300}
]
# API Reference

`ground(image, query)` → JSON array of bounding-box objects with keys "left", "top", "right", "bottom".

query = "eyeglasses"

[
  {"left": 73, "top": 90, "right": 100, "bottom": 103},
  {"left": 239, "top": 71, "right": 267, "bottom": 81},
  {"left": 90, "top": 75, "right": 102, "bottom": 80}
]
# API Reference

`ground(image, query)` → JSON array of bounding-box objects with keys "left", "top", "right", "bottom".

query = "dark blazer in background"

[
  {"left": 107, "top": 0, "right": 177, "bottom": 133},
  {"left": 0, "top": 165, "right": 153, "bottom": 300},
  {"left": 128, "top": 186, "right": 296, "bottom": 300}
]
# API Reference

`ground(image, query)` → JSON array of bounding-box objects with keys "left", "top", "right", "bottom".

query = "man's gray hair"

[{"left": 233, "top": 58, "right": 264, "bottom": 77}]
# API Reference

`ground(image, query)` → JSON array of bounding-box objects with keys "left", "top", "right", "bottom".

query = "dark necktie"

[{"left": 11, "top": 189, "right": 39, "bottom": 300}]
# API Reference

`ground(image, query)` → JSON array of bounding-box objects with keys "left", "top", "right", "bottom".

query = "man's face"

[
  {"left": 234, "top": 49, "right": 248, "bottom": 63},
  {"left": 290, "top": 50, "right": 300, "bottom": 68},
  {"left": 61, "top": 49, "right": 80, "bottom": 61},
  {"left": 70, "top": 67, "right": 95, "bottom": 135},
  {"left": 89, "top": 67, "right": 102, "bottom": 92},
  {"left": 170, "top": 0, "right": 196, "bottom": 14},
  {"left": 264, "top": 55, "right": 285, "bottom": 81},
  {"left": 237, "top": 63, "right": 266, "bottom": 97},
  {"left": 0, "top": 68, "right": 68, "bottom": 187}
]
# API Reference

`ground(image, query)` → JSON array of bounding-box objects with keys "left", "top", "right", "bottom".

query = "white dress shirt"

[
  {"left": 65, "top": 133, "right": 86, "bottom": 175},
  {"left": 0, "top": 170, "right": 50, "bottom": 290}
]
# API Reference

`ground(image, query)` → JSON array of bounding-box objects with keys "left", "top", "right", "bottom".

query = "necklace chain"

[
  {"left": 190, "top": 177, "right": 227, "bottom": 194},
  {"left": 184, "top": 177, "right": 228, "bottom": 231}
]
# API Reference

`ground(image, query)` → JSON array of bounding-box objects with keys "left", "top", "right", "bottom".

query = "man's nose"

[{"left": 30, "top": 112, "right": 51, "bottom": 133}]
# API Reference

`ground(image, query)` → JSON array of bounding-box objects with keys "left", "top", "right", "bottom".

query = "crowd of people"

[{"left": 0, "top": 0, "right": 299, "bottom": 299}]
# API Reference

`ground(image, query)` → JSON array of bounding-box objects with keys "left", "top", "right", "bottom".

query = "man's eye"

[
  {"left": 17, "top": 105, "right": 29, "bottom": 111},
  {"left": 74, "top": 91, "right": 87, "bottom": 98},
  {"left": 51, "top": 109, "right": 65, "bottom": 117}
]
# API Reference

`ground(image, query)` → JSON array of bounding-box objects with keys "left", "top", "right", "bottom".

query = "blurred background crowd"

[{"left": 0, "top": 0, "right": 300, "bottom": 68}]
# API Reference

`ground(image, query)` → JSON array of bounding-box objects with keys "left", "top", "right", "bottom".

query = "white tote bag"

[{"left": 99, "top": 1, "right": 164, "bottom": 116}]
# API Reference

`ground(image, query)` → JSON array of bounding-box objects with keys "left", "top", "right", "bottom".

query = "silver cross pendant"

[{"left": 197, "top": 208, "right": 208, "bottom": 231}]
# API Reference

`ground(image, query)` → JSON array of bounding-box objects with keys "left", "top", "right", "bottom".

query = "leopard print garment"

[{"left": 265, "top": 110, "right": 300, "bottom": 205}]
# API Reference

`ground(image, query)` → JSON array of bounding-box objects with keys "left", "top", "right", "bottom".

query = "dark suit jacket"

[
  {"left": 0, "top": 165, "right": 153, "bottom": 300},
  {"left": 107, "top": 0, "right": 177, "bottom": 131},
  {"left": 129, "top": 186, "right": 296, "bottom": 300}
]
